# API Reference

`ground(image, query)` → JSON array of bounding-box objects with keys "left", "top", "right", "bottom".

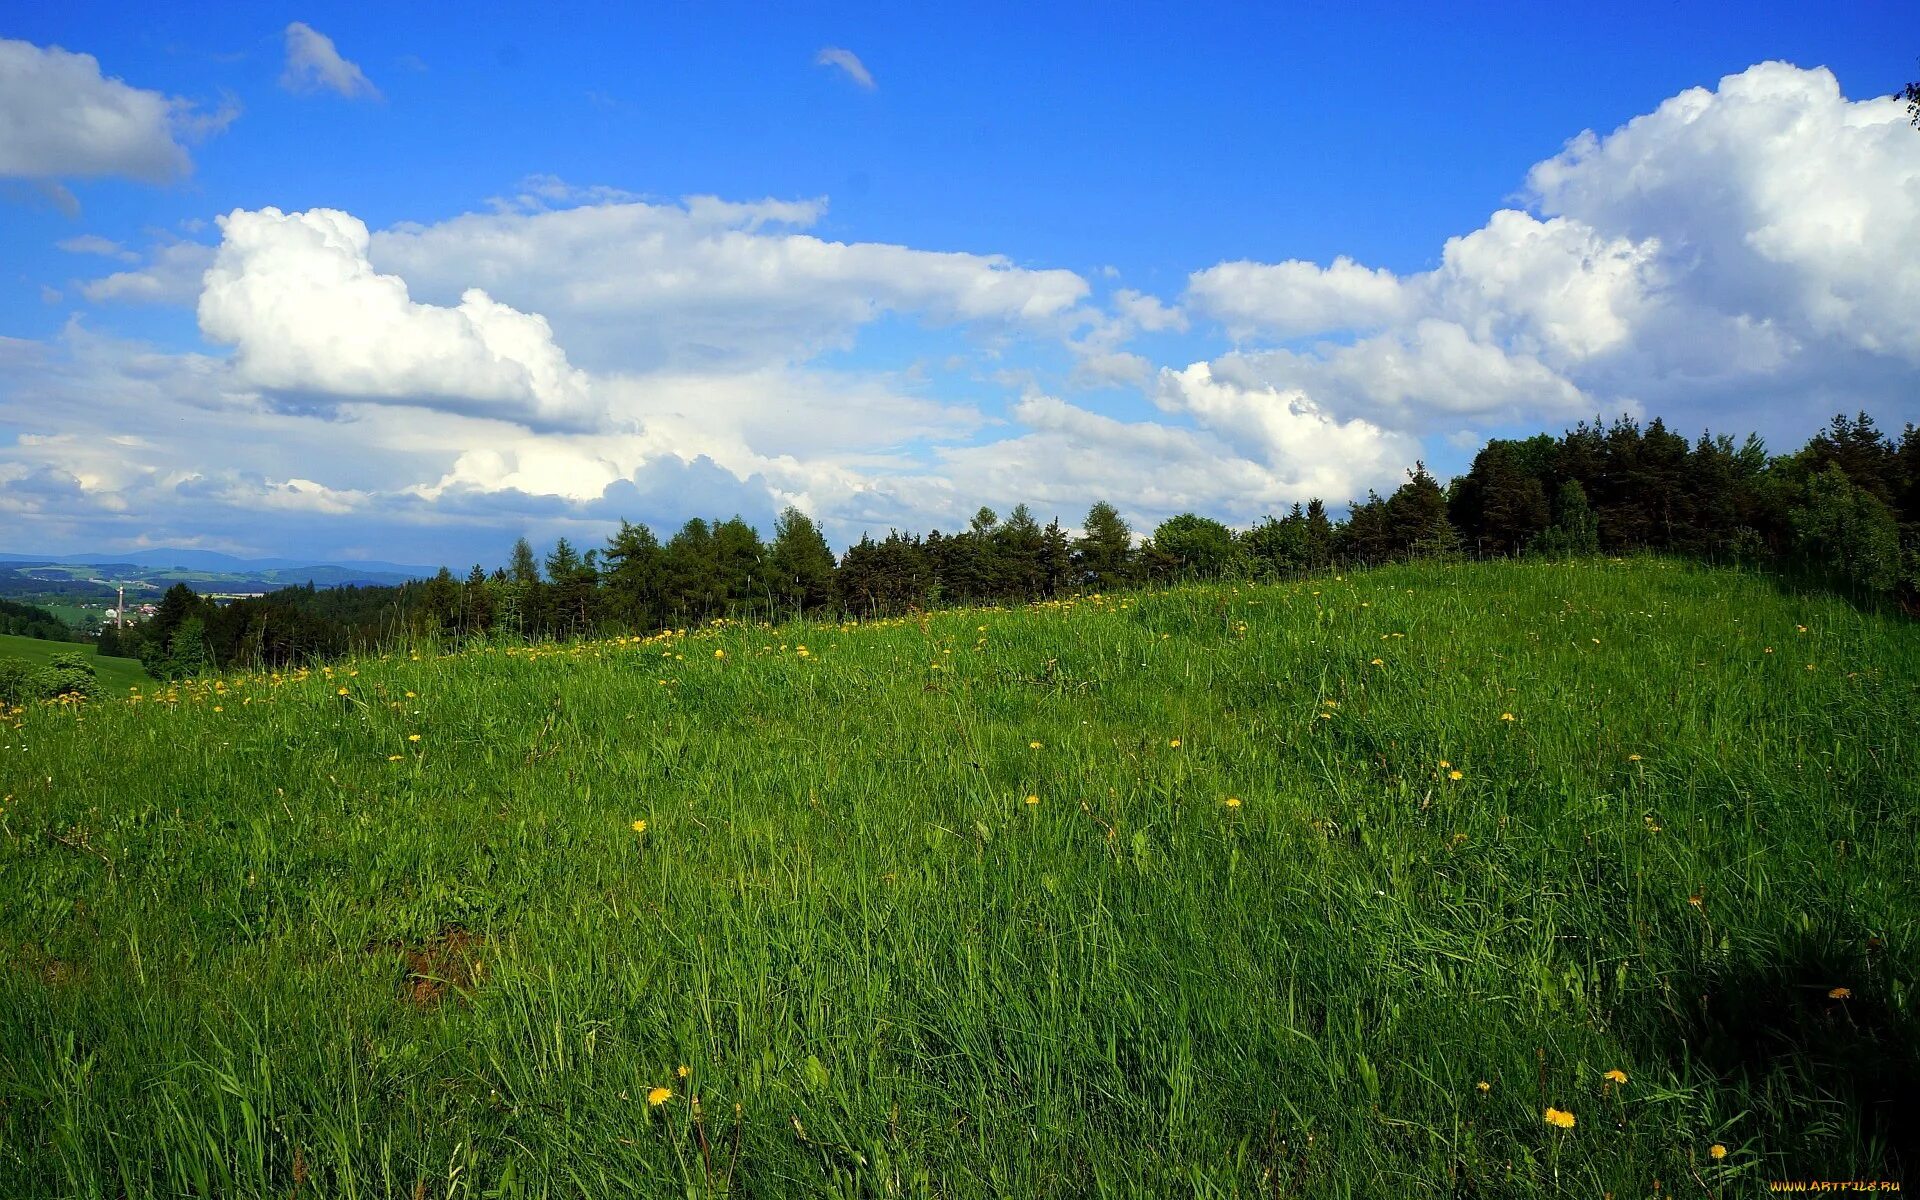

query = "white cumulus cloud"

[
  {"left": 1183, "top": 61, "right": 1920, "bottom": 444},
  {"left": 198, "top": 207, "right": 592, "bottom": 426},
  {"left": 0, "top": 38, "right": 204, "bottom": 183}
]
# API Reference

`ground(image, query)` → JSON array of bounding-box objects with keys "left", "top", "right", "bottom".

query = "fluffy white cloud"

[
  {"left": 280, "top": 23, "right": 380, "bottom": 100},
  {"left": 370, "top": 194, "right": 1091, "bottom": 369},
  {"left": 1526, "top": 61, "right": 1920, "bottom": 362},
  {"left": 1184, "top": 62, "right": 1920, "bottom": 442},
  {"left": 0, "top": 38, "right": 199, "bottom": 182},
  {"left": 814, "top": 47, "right": 875, "bottom": 90},
  {"left": 1187, "top": 256, "right": 1412, "bottom": 339},
  {"left": 199, "top": 207, "right": 592, "bottom": 426}
]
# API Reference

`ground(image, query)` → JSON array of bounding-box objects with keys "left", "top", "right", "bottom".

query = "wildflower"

[
  {"left": 1029, "top": 741, "right": 1043, "bottom": 749},
  {"left": 676, "top": 1064, "right": 691, "bottom": 1078},
  {"left": 1627, "top": 753, "right": 1642, "bottom": 762},
  {"left": 1688, "top": 894, "right": 1703, "bottom": 909},
  {"left": 1024, "top": 794, "right": 1040, "bottom": 806},
  {"left": 1438, "top": 760, "right": 1450, "bottom": 769},
  {"left": 1709, "top": 1144, "right": 1727, "bottom": 1160},
  {"left": 337, "top": 687, "right": 350, "bottom": 697},
  {"left": 1603, "top": 1069, "right": 1627, "bottom": 1084},
  {"left": 1828, "top": 986, "right": 1851, "bottom": 1000},
  {"left": 1224, "top": 797, "right": 1242, "bottom": 809},
  {"left": 1447, "top": 770, "right": 1464, "bottom": 781},
  {"left": 647, "top": 1086, "right": 672, "bottom": 1106},
  {"left": 407, "top": 733, "right": 422, "bottom": 743},
  {"left": 387, "top": 754, "right": 404, "bottom": 762},
  {"left": 714, "top": 649, "right": 725, "bottom": 659},
  {"left": 1169, "top": 738, "right": 1181, "bottom": 748},
  {"left": 1370, "top": 657, "right": 1384, "bottom": 666},
  {"left": 1543, "top": 1107, "right": 1576, "bottom": 1129},
  {"left": 632, "top": 820, "right": 648, "bottom": 834},
  {"left": 1476, "top": 1080, "right": 1491, "bottom": 1093},
  {"left": 212, "top": 705, "right": 224, "bottom": 712},
  {"left": 1500, "top": 712, "right": 1515, "bottom": 721}
]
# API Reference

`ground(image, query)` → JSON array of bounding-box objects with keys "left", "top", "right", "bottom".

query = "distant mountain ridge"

[{"left": 0, "top": 549, "right": 437, "bottom": 583}]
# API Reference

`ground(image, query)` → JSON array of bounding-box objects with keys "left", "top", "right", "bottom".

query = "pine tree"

[
  {"left": 1072, "top": 501, "right": 1133, "bottom": 588},
  {"left": 767, "top": 507, "right": 836, "bottom": 614},
  {"left": 603, "top": 521, "right": 664, "bottom": 630}
]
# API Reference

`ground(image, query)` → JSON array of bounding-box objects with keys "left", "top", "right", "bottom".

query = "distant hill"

[{"left": 0, "top": 549, "right": 436, "bottom": 586}]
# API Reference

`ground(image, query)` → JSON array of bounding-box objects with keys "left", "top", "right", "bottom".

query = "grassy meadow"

[
  {"left": 1, "top": 558, "right": 1916, "bottom": 1197},
  {"left": 0, "top": 633, "right": 148, "bottom": 695}
]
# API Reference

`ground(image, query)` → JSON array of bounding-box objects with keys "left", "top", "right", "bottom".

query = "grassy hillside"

[
  {"left": 0, "top": 633, "right": 148, "bottom": 694},
  {"left": 1, "top": 559, "right": 1915, "bottom": 1197}
]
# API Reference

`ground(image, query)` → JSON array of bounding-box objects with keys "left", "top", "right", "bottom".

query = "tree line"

[{"left": 114, "top": 411, "right": 1919, "bottom": 678}]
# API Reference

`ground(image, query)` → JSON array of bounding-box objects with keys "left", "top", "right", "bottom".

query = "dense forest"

[
  {"left": 0, "top": 598, "right": 85, "bottom": 643},
  {"left": 112, "top": 412, "right": 1920, "bottom": 679}
]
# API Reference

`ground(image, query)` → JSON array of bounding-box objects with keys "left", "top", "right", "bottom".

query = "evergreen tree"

[
  {"left": 766, "top": 507, "right": 836, "bottom": 614},
  {"left": 662, "top": 519, "right": 719, "bottom": 621},
  {"left": 1385, "top": 464, "right": 1459, "bottom": 558},
  {"left": 994, "top": 504, "right": 1046, "bottom": 598},
  {"left": 1040, "top": 519, "right": 1073, "bottom": 596},
  {"left": 1340, "top": 492, "right": 1396, "bottom": 564},
  {"left": 712, "top": 517, "right": 768, "bottom": 615},
  {"left": 1303, "top": 500, "right": 1335, "bottom": 568},
  {"left": 544, "top": 538, "right": 600, "bottom": 635},
  {"left": 509, "top": 537, "right": 542, "bottom": 584},
  {"left": 1072, "top": 501, "right": 1133, "bottom": 588},
  {"left": 602, "top": 521, "right": 664, "bottom": 630}
]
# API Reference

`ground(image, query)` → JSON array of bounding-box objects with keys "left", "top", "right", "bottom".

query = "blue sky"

[{"left": 1, "top": 2, "right": 1916, "bottom": 565}]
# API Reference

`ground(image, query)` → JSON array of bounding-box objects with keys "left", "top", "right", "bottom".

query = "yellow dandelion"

[
  {"left": 1476, "top": 1080, "right": 1491, "bottom": 1093},
  {"left": 631, "top": 819, "right": 648, "bottom": 835},
  {"left": 647, "top": 1086, "right": 672, "bottom": 1106},
  {"left": 1448, "top": 769, "right": 1464, "bottom": 781},
  {"left": 1369, "top": 657, "right": 1384, "bottom": 666},
  {"left": 212, "top": 705, "right": 224, "bottom": 712},
  {"left": 1543, "top": 1107, "right": 1576, "bottom": 1129},
  {"left": 1500, "top": 712, "right": 1515, "bottom": 721},
  {"left": 1688, "top": 894, "right": 1703, "bottom": 908},
  {"left": 1709, "top": 1144, "right": 1727, "bottom": 1160},
  {"left": 1628, "top": 753, "right": 1642, "bottom": 762},
  {"left": 1438, "top": 759, "right": 1451, "bottom": 769},
  {"left": 1029, "top": 741, "right": 1043, "bottom": 749},
  {"left": 1828, "top": 986, "right": 1852, "bottom": 1000},
  {"left": 1169, "top": 738, "right": 1181, "bottom": 748},
  {"left": 713, "top": 648, "right": 725, "bottom": 659},
  {"left": 676, "top": 1064, "right": 691, "bottom": 1078},
  {"left": 1224, "top": 796, "right": 1242, "bottom": 809},
  {"left": 1024, "top": 794, "right": 1040, "bottom": 806},
  {"left": 1603, "top": 1069, "right": 1627, "bottom": 1084},
  {"left": 387, "top": 754, "right": 404, "bottom": 762},
  {"left": 407, "top": 733, "right": 422, "bottom": 743},
  {"left": 336, "top": 687, "right": 350, "bottom": 697}
]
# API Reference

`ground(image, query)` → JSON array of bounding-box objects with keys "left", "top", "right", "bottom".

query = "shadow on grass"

[{"left": 1663, "top": 932, "right": 1916, "bottom": 1173}]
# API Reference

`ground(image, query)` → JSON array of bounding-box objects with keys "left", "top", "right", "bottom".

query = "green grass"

[
  {"left": 1, "top": 558, "right": 1916, "bottom": 1197},
  {"left": 0, "top": 633, "right": 147, "bottom": 694}
]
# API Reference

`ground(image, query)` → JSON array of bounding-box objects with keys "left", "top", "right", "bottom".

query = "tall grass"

[{"left": 1, "top": 558, "right": 1915, "bottom": 1197}]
